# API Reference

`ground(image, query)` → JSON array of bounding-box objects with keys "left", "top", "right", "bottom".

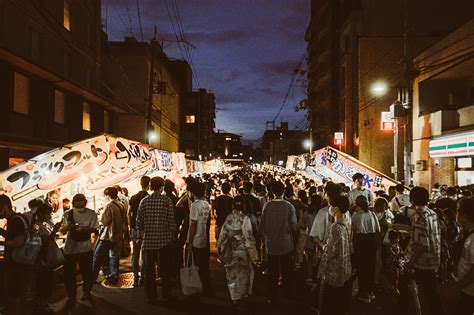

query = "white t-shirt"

[
  {"left": 390, "top": 194, "right": 411, "bottom": 213},
  {"left": 309, "top": 206, "right": 330, "bottom": 242},
  {"left": 348, "top": 188, "right": 375, "bottom": 208},
  {"left": 188, "top": 199, "right": 210, "bottom": 248},
  {"left": 457, "top": 233, "right": 474, "bottom": 296},
  {"left": 62, "top": 208, "right": 99, "bottom": 255}
]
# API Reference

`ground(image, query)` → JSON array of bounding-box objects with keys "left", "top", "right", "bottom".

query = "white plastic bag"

[{"left": 180, "top": 253, "right": 202, "bottom": 295}]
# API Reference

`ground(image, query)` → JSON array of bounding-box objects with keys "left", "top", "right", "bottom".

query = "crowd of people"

[{"left": 0, "top": 167, "right": 473, "bottom": 315}]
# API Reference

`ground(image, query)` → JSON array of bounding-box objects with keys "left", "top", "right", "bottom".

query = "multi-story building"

[
  {"left": 412, "top": 19, "right": 474, "bottom": 188},
  {"left": 261, "top": 122, "right": 309, "bottom": 166},
  {"left": 0, "top": 0, "right": 132, "bottom": 171},
  {"left": 180, "top": 88, "right": 216, "bottom": 160},
  {"left": 106, "top": 37, "right": 184, "bottom": 152},
  {"left": 305, "top": 0, "right": 474, "bottom": 179},
  {"left": 215, "top": 131, "right": 243, "bottom": 161}
]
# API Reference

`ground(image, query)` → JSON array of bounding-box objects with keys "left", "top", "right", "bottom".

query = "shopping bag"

[
  {"left": 44, "top": 239, "right": 65, "bottom": 269},
  {"left": 180, "top": 253, "right": 202, "bottom": 295}
]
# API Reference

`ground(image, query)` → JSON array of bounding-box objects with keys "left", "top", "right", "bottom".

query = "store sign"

[
  {"left": 381, "top": 112, "right": 394, "bottom": 131},
  {"left": 334, "top": 132, "right": 344, "bottom": 145},
  {"left": 429, "top": 131, "right": 474, "bottom": 158}
]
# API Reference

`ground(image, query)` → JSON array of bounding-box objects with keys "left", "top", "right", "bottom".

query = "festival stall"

[
  {"left": 0, "top": 134, "right": 227, "bottom": 212},
  {"left": 286, "top": 146, "right": 400, "bottom": 192}
]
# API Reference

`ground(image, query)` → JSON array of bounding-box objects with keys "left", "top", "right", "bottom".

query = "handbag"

[
  {"left": 44, "top": 239, "right": 65, "bottom": 269},
  {"left": 180, "top": 253, "right": 203, "bottom": 295},
  {"left": 12, "top": 215, "right": 42, "bottom": 265}
]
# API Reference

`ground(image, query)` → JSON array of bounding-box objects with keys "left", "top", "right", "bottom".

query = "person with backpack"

[
  {"left": 390, "top": 184, "right": 410, "bottom": 213},
  {"left": 60, "top": 194, "right": 99, "bottom": 307}
]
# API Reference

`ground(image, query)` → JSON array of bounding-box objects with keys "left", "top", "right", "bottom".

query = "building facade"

[
  {"left": 262, "top": 122, "right": 309, "bottom": 166},
  {"left": 0, "top": 0, "right": 131, "bottom": 171},
  {"left": 412, "top": 19, "right": 474, "bottom": 188},
  {"left": 180, "top": 89, "right": 216, "bottom": 160}
]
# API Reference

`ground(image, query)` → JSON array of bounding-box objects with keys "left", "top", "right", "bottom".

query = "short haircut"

[
  {"left": 242, "top": 181, "right": 254, "bottom": 193},
  {"left": 164, "top": 179, "right": 175, "bottom": 194},
  {"left": 458, "top": 197, "right": 474, "bottom": 222},
  {"left": 352, "top": 173, "right": 364, "bottom": 182},
  {"left": 324, "top": 182, "right": 342, "bottom": 200},
  {"left": 355, "top": 195, "right": 369, "bottom": 212},
  {"left": 150, "top": 176, "right": 165, "bottom": 191},
  {"left": 284, "top": 185, "right": 294, "bottom": 198},
  {"left": 28, "top": 199, "right": 43, "bottom": 209},
  {"left": 36, "top": 203, "right": 53, "bottom": 216},
  {"left": 233, "top": 195, "right": 246, "bottom": 212},
  {"left": 447, "top": 187, "right": 457, "bottom": 196},
  {"left": 330, "top": 195, "right": 350, "bottom": 214},
  {"left": 0, "top": 195, "right": 13, "bottom": 211},
  {"left": 104, "top": 187, "right": 118, "bottom": 199},
  {"left": 272, "top": 181, "right": 285, "bottom": 196},
  {"left": 140, "top": 176, "right": 151, "bottom": 190},
  {"left": 221, "top": 182, "right": 231, "bottom": 194},
  {"left": 189, "top": 182, "right": 206, "bottom": 198},
  {"left": 410, "top": 186, "right": 430, "bottom": 206},
  {"left": 72, "top": 194, "right": 87, "bottom": 207},
  {"left": 395, "top": 184, "right": 405, "bottom": 193}
]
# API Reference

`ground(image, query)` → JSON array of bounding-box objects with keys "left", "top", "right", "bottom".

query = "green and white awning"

[{"left": 429, "top": 131, "right": 474, "bottom": 158}]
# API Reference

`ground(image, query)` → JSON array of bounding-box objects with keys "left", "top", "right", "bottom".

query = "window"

[
  {"left": 185, "top": 115, "right": 195, "bottom": 124},
  {"left": 82, "top": 102, "right": 91, "bottom": 131},
  {"left": 54, "top": 90, "right": 65, "bottom": 124},
  {"left": 63, "top": 0, "right": 71, "bottom": 31},
  {"left": 13, "top": 72, "right": 30, "bottom": 115},
  {"left": 103, "top": 110, "right": 110, "bottom": 132}
]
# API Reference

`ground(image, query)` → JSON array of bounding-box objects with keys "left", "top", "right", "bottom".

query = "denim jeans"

[
  {"left": 131, "top": 229, "right": 145, "bottom": 277},
  {"left": 93, "top": 240, "right": 120, "bottom": 281}
]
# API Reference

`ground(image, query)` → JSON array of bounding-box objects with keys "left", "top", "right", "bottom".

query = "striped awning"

[{"left": 429, "top": 131, "right": 474, "bottom": 158}]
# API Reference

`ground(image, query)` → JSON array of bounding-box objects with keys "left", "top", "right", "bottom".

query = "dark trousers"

[
  {"left": 145, "top": 245, "right": 174, "bottom": 301},
  {"left": 457, "top": 292, "right": 474, "bottom": 315},
  {"left": 36, "top": 266, "right": 54, "bottom": 301},
  {"left": 414, "top": 269, "right": 443, "bottom": 315},
  {"left": 64, "top": 251, "right": 93, "bottom": 300},
  {"left": 267, "top": 251, "right": 294, "bottom": 302},
  {"left": 354, "top": 233, "right": 377, "bottom": 295},
  {"left": 93, "top": 240, "right": 120, "bottom": 281},
  {"left": 131, "top": 229, "right": 145, "bottom": 277},
  {"left": 320, "top": 281, "right": 351, "bottom": 315},
  {"left": 193, "top": 246, "right": 212, "bottom": 295}
]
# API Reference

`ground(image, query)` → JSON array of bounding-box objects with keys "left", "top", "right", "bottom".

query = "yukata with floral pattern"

[{"left": 217, "top": 211, "right": 257, "bottom": 301}]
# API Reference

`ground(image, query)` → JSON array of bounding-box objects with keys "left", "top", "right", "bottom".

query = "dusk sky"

[{"left": 103, "top": 0, "right": 309, "bottom": 144}]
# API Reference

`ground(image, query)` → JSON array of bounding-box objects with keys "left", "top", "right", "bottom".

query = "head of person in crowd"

[
  {"left": 410, "top": 186, "right": 430, "bottom": 208},
  {"left": 47, "top": 190, "right": 60, "bottom": 210},
  {"left": 308, "top": 194, "right": 323, "bottom": 215},
  {"left": 456, "top": 197, "right": 474, "bottom": 230},
  {"left": 62, "top": 198, "right": 71, "bottom": 210},
  {"left": 164, "top": 179, "right": 175, "bottom": 196},
  {"left": 375, "top": 190, "right": 385, "bottom": 198},
  {"left": 28, "top": 199, "right": 43, "bottom": 213},
  {"left": 355, "top": 195, "right": 369, "bottom": 212},
  {"left": 221, "top": 182, "right": 231, "bottom": 195},
  {"left": 298, "top": 189, "right": 308, "bottom": 205},
  {"left": 447, "top": 186, "right": 457, "bottom": 199},
  {"left": 0, "top": 194, "right": 14, "bottom": 219},
  {"left": 388, "top": 230, "right": 401, "bottom": 246},
  {"left": 113, "top": 185, "right": 123, "bottom": 194},
  {"left": 388, "top": 186, "right": 397, "bottom": 200},
  {"left": 35, "top": 203, "right": 53, "bottom": 223},
  {"left": 442, "top": 207, "right": 456, "bottom": 225},
  {"left": 242, "top": 181, "right": 254, "bottom": 194},
  {"left": 395, "top": 184, "right": 405, "bottom": 196},
  {"left": 150, "top": 176, "right": 165, "bottom": 193},
  {"left": 339, "top": 183, "right": 347, "bottom": 193},
  {"left": 233, "top": 195, "right": 246, "bottom": 213},
  {"left": 308, "top": 186, "right": 317, "bottom": 197},
  {"left": 189, "top": 182, "right": 206, "bottom": 200},
  {"left": 461, "top": 189, "right": 472, "bottom": 198},
  {"left": 140, "top": 175, "right": 151, "bottom": 191},
  {"left": 122, "top": 188, "right": 129, "bottom": 197},
  {"left": 271, "top": 181, "right": 285, "bottom": 198},
  {"left": 324, "top": 181, "right": 343, "bottom": 204},
  {"left": 352, "top": 173, "right": 365, "bottom": 189},
  {"left": 440, "top": 186, "right": 448, "bottom": 197},
  {"left": 284, "top": 185, "right": 294, "bottom": 200},
  {"left": 72, "top": 193, "right": 88, "bottom": 209},
  {"left": 374, "top": 197, "right": 389, "bottom": 214},
  {"left": 185, "top": 176, "right": 196, "bottom": 192},
  {"left": 104, "top": 187, "right": 119, "bottom": 200},
  {"left": 328, "top": 194, "right": 350, "bottom": 219},
  {"left": 254, "top": 183, "right": 267, "bottom": 197}
]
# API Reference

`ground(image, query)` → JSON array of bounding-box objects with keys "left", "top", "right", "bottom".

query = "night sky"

[{"left": 103, "top": 0, "right": 309, "bottom": 144}]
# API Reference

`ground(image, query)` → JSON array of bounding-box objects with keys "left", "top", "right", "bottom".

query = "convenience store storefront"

[{"left": 429, "top": 130, "right": 474, "bottom": 186}]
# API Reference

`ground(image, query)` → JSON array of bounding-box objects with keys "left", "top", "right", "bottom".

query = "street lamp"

[
  {"left": 370, "top": 81, "right": 388, "bottom": 96},
  {"left": 304, "top": 139, "right": 313, "bottom": 154},
  {"left": 148, "top": 130, "right": 158, "bottom": 142}
]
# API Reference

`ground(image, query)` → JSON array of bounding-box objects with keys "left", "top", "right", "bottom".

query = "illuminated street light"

[
  {"left": 371, "top": 81, "right": 388, "bottom": 96},
  {"left": 304, "top": 139, "right": 313, "bottom": 154},
  {"left": 148, "top": 130, "right": 158, "bottom": 141}
]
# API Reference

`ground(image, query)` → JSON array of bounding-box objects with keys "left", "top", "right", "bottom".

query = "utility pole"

[{"left": 146, "top": 33, "right": 157, "bottom": 145}]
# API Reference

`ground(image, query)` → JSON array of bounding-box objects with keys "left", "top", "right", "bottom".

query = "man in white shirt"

[
  {"left": 348, "top": 173, "right": 375, "bottom": 208},
  {"left": 390, "top": 184, "right": 410, "bottom": 213},
  {"left": 186, "top": 182, "right": 213, "bottom": 296}
]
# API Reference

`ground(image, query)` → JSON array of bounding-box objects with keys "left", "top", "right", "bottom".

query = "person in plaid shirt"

[{"left": 137, "top": 176, "right": 177, "bottom": 305}]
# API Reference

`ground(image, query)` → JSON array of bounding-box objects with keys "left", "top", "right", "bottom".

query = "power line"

[{"left": 122, "top": 0, "right": 135, "bottom": 37}]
